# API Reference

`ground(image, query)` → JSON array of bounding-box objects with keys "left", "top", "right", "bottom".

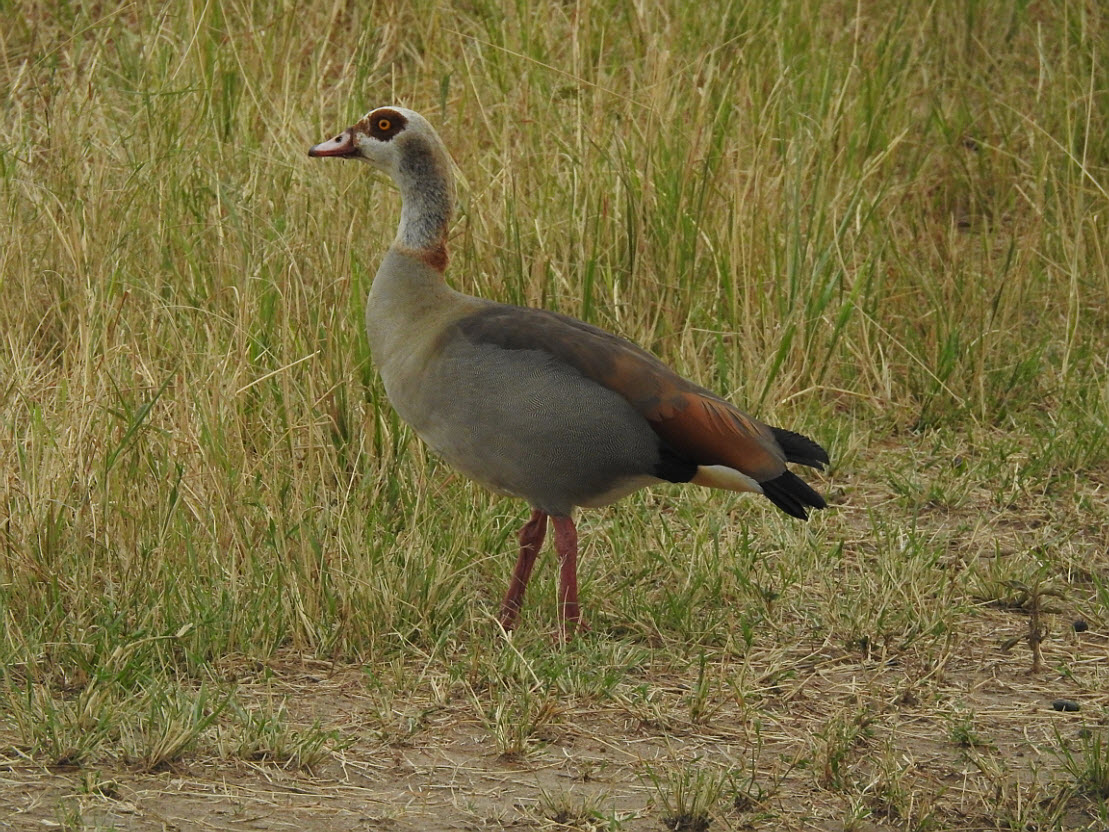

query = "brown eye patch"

[{"left": 364, "top": 108, "right": 407, "bottom": 141}]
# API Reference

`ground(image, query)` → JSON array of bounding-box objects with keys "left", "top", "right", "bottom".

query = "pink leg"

[
  {"left": 499, "top": 509, "right": 548, "bottom": 631},
  {"left": 552, "top": 515, "right": 582, "bottom": 639}
]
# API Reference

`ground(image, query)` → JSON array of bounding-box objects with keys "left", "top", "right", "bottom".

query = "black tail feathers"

[
  {"left": 770, "top": 427, "right": 829, "bottom": 470},
  {"left": 761, "top": 470, "right": 827, "bottom": 520},
  {"left": 762, "top": 427, "right": 830, "bottom": 520}
]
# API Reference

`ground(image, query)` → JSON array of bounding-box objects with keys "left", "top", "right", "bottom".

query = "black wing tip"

[
  {"left": 653, "top": 443, "right": 698, "bottom": 484},
  {"left": 761, "top": 470, "right": 827, "bottom": 521},
  {"left": 770, "top": 426, "right": 830, "bottom": 471}
]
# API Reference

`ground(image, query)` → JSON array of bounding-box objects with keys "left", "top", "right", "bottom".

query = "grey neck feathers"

[{"left": 394, "top": 135, "right": 453, "bottom": 259}]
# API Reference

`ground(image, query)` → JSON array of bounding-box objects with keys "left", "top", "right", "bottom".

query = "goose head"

[
  {"left": 310, "top": 105, "right": 454, "bottom": 267},
  {"left": 308, "top": 106, "right": 445, "bottom": 179}
]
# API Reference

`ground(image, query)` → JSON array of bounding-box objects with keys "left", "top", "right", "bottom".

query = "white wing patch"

[{"left": 692, "top": 464, "right": 764, "bottom": 494}]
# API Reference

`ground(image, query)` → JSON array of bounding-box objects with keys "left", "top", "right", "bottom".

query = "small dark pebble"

[
  {"left": 1051, "top": 699, "right": 1080, "bottom": 712},
  {"left": 1073, "top": 619, "right": 1089, "bottom": 632}
]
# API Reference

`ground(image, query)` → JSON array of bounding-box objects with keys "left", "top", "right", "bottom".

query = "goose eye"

[{"left": 377, "top": 118, "right": 391, "bottom": 131}]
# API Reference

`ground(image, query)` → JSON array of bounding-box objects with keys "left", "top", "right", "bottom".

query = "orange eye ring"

[{"left": 377, "top": 118, "right": 391, "bottom": 131}]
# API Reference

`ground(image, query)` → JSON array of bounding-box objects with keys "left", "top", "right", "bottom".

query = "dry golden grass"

[{"left": 1, "top": 1, "right": 1108, "bottom": 829}]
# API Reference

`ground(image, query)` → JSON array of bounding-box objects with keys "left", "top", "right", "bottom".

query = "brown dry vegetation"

[{"left": 2, "top": 0, "right": 1108, "bottom": 830}]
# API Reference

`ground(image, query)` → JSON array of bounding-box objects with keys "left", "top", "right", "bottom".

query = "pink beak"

[{"left": 308, "top": 129, "right": 359, "bottom": 158}]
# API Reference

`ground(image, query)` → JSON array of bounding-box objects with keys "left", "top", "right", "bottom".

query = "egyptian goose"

[{"left": 309, "top": 106, "right": 828, "bottom": 639}]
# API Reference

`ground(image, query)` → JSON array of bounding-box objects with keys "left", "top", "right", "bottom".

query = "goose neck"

[{"left": 393, "top": 135, "right": 453, "bottom": 271}]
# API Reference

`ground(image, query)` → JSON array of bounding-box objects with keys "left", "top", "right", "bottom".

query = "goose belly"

[{"left": 380, "top": 344, "right": 664, "bottom": 515}]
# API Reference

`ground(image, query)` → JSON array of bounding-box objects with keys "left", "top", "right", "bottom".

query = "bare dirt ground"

[{"left": 2, "top": 616, "right": 1105, "bottom": 831}]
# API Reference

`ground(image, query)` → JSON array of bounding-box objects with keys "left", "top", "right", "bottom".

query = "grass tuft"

[{"left": 643, "top": 761, "right": 726, "bottom": 832}]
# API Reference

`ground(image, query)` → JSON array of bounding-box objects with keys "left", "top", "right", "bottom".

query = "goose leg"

[
  {"left": 552, "top": 515, "right": 581, "bottom": 639},
  {"left": 499, "top": 508, "right": 548, "bottom": 630}
]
